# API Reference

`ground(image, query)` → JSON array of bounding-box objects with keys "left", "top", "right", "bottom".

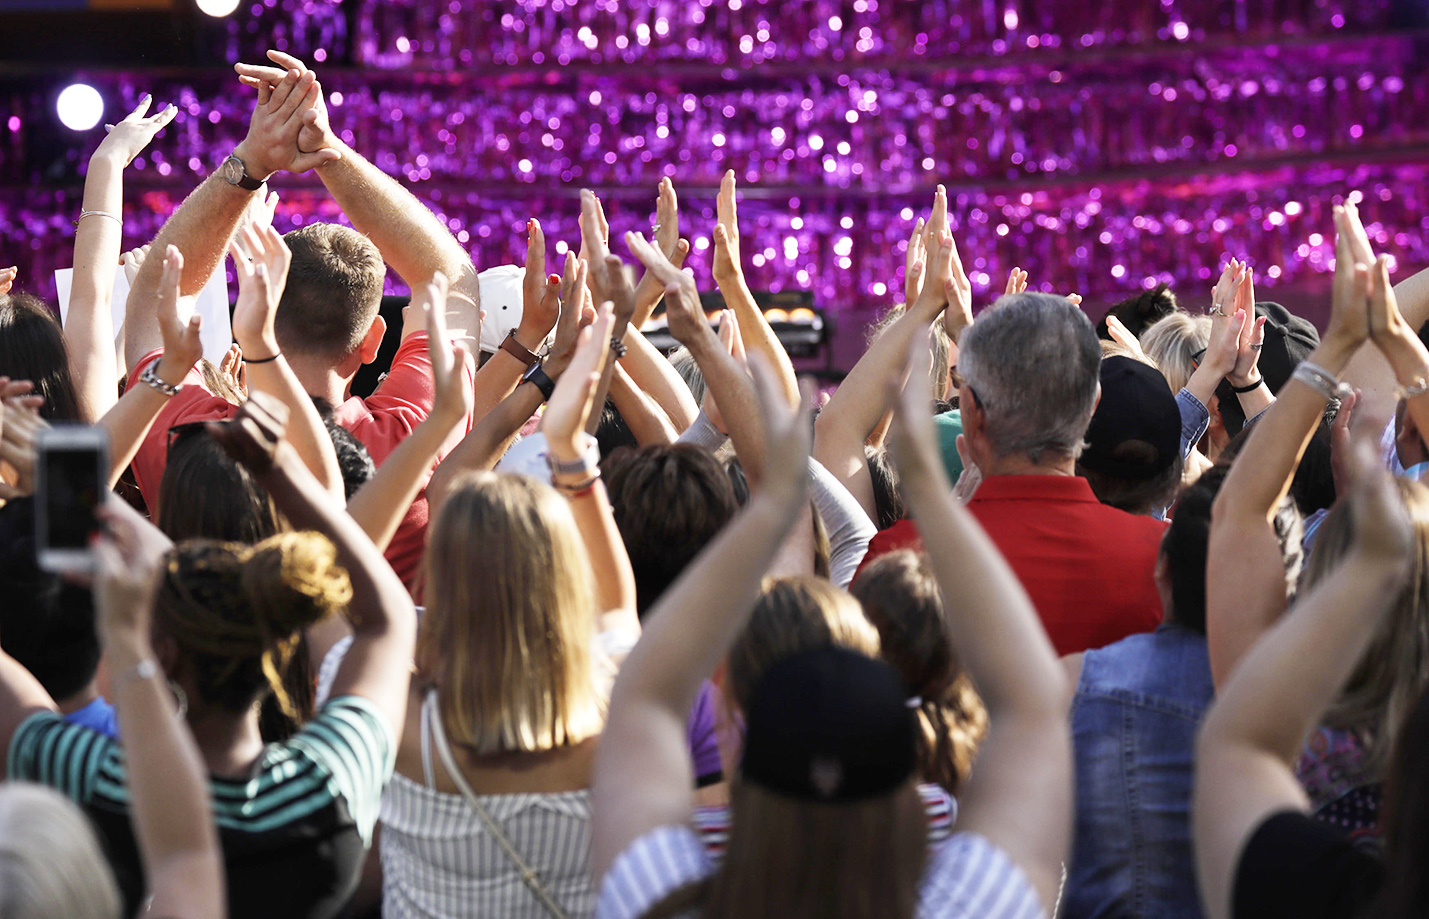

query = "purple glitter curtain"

[{"left": 4, "top": 1, "right": 1426, "bottom": 361}]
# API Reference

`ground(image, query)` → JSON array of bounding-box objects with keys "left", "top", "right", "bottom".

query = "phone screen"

[{"left": 41, "top": 445, "right": 103, "bottom": 550}]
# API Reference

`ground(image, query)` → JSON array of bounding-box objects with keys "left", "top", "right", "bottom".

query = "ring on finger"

[{"left": 1250, "top": 343, "right": 1263, "bottom": 351}]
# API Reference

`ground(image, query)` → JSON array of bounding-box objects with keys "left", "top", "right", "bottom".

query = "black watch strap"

[{"left": 521, "top": 362, "right": 556, "bottom": 401}]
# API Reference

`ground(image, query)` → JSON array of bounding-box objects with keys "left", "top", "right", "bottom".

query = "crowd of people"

[{"left": 1, "top": 47, "right": 1427, "bottom": 919}]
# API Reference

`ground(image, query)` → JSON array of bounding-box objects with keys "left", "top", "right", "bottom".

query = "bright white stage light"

[
  {"left": 56, "top": 84, "right": 103, "bottom": 132},
  {"left": 196, "top": 0, "right": 241, "bottom": 17}
]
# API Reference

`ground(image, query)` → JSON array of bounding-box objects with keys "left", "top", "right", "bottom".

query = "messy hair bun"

[{"left": 157, "top": 532, "right": 352, "bottom": 719}]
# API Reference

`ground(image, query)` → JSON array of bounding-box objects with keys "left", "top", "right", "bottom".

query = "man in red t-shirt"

[
  {"left": 857, "top": 293, "right": 1166, "bottom": 655},
  {"left": 123, "top": 53, "right": 550, "bottom": 588}
]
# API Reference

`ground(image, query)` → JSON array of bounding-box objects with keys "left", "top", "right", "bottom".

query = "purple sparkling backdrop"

[{"left": 4, "top": 1, "right": 1428, "bottom": 365}]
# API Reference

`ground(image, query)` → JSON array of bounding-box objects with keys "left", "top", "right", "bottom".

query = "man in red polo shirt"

[{"left": 858, "top": 293, "right": 1165, "bottom": 655}]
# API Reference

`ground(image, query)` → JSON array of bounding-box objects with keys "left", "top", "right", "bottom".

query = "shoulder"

[
  {"left": 596, "top": 824, "right": 713, "bottom": 919},
  {"left": 7, "top": 712, "right": 119, "bottom": 802},
  {"left": 921, "top": 832, "right": 1047, "bottom": 919}
]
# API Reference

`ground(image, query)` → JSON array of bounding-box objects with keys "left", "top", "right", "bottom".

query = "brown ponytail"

[
  {"left": 850, "top": 550, "right": 988, "bottom": 795},
  {"left": 156, "top": 532, "right": 352, "bottom": 719}
]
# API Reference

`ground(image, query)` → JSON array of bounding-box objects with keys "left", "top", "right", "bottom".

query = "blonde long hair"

[
  {"left": 1304, "top": 476, "right": 1429, "bottom": 777},
  {"left": 419, "top": 472, "right": 603, "bottom": 755},
  {"left": 0, "top": 783, "right": 121, "bottom": 919}
]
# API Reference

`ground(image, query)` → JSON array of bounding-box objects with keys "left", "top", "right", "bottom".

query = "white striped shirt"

[
  {"left": 380, "top": 774, "right": 596, "bottom": 918},
  {"left": 595, "top": 824, "right": 1046, "bottom": 919}
]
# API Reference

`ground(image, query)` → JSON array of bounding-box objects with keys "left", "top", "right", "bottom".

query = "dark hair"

[
  {"left": 1079, "top": 444, "right": 1184, "bottom": 516},
  {"left": 277, "top": 224, "right": 386, "bottom": 359},
  {"left": 850, "top": 551, "right": 988, "bottom": 795},
  {"left": 603, "top": 444, "right": 739, "bottom": 618},
  {"left": 156, "top": 533, "right": 350, "bottom": 716},
  {"left": 0, "top": 293, "right": 82, "bottom": 421},
  {"left": 0, "top": 498, "right": 99, "bottom": 701},
  {"left": 1095, "top": 283, "right": 1179, "bottom": 340},
  {"left": 1288, "top": 420, "right": 1337, "bottom": 517},
  {"left": 595, "top": 399, "right": 638, "bottom": 458},
  {"left": 865, "top": 446, "right": 905, "bottom": 531},
  {"left": 1162, "top": 464, "right": 1303, "bottom": 635},
  {"left": 1369, "top": 685, "right": 1429, "bottom": 919},
  {"left": 158, "top": 426, "right": 282, "bottom": 543},
  {"left": 311, "top": 398, "right": 375, "bottom": 501}
]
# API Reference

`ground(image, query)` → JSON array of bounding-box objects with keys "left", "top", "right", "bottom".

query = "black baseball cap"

[
  {"left": 1081, "top": 356, "right": 1181, "bottom": 481},
  {"left": 741, "top": 646, "right": 917, "bottom": 803}
]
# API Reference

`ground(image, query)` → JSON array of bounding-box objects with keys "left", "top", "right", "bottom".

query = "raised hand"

[
  {"left": 150, "top": 246, "right": 204, "bottom": 388},
  {"left": 0, "top": 266, "right": 14, "bottom": 296},
  {"left": 517, "top": 218, "right": 560, "bottom": 352},
  {"left": 712, "top": 170, "right": 744, "bottom": 281},
  {"left": 209, "top": 388, "right": 290, "bottom": 475},
  {"left": 218, "top": 343, "right": 247, "bottom": 398},
  {"left": 1325, "top": 205, "right": 1372, "bottom": 353},
  {"left": 582, "top": 192, "right": 637, "bottom": 327},
  {"left": 1105, "top": 314, "right": 1150, "bottom": 363},
  {"left": 1005, "top": 267, "right": 1029, "bottom": 296},
  {"left": 626, "top": 230, "right": 705, "bottom": 345},
  {"left": 0, "top": 393, "right": 46, "bottom": 497},
  {"left": 904, "top": 217, "right": 927, "bottom": 306},
  {"left": 418, "top": 271, "right": 474, "bottom": 426},
  {"left": 233, "top": 64, "right": 339, "bottom": 179},
  {"left": 631, "top": 178, "right": 687, "bottom": 322},
  {"left": 234, "top": 49, "right": 340, "bottom": 159},
  {"left": 546, "top": 254, "right": 595, "bottom": 378},
  {"left": 578, "top": 190, "right": 611, "bottom": 269},
  {"left": 542, "top": 302, "right": 615, "bottom": 460},
  {"left": 95, "top": 94, "right": 177, "bottom": 168},
  {"left": 1210, "top": 259, "right": 1244, "bottom": 319},
  {"left": 228, "top": 223, "right": 291, "bottom": 361},
  {"left": 1202, "top": 303, "right": 1247, "bottom": 382},
  {"left": 237, "top": 188, "right": 281, "bottom": 237}
]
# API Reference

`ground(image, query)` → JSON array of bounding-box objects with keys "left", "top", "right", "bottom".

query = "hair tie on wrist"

[
  {"left": 1229, "top": 378, "right": 1263, "bottom": 394},
  {"left": 244, "top": 351, "right": 281, "bottom": 364}
]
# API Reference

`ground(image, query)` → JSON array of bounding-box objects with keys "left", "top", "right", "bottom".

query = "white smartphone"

[{"left": 34, "top": 425, "right": 109, "bottom": 575}]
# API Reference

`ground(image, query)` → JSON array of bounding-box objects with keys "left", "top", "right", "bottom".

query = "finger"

[
  {"left": 281, "top": 73, "right": 320, "bottom": 124},
  {"left": 152, "top": 103, "right": 178, "bottom": 130},
  {"left": 669, "top": 238, "right": 692, "bottom": 270},
  {"left": 127, "top": 93, "right": 153, "bottom": 120},
  {"left": 717, "top": 169, "right": 737, "bottom": 230},
  {"left": 266, "top": 68, "right": 303, "bottom": 112}
]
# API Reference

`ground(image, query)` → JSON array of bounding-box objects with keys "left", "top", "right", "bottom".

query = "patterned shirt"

[
  {"left": 8, "top": 695, "right": 395, "bottom": 919},
  {"left": 595, "top": 824, "right": 1045, "bottom": 919}
]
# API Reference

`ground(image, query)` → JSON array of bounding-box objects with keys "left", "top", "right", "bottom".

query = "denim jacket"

[{"left": 1064, "top": 625, "right": 1215, "bottom": 919}]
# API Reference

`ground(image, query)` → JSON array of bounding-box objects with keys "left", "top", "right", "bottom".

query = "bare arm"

[
  {"left": 93, "top": 502, "right": 224, "bottom": 919},
  {"left": 711, "top": 170, "right": 799, "bottom": 409},
  {"left": 1343, "top": 264, "right": 1429, "bottom": 420},
  {"left": 125, "top": 67, "right": 335, "bottom": 370},
  {"left": 608, "top": 362, "right": 679, "bottom": 446},
  {"left": 619, "top": 327, "right": 699, "bottom": 433},
  {"left": 214, "top": 391, "right": 416, "bottom": 741},
  {"left": 580, "top": 192, "right": 640, "bottom": 436},
  {"left": 886, "top": 337, "right": 1070, "bottom": 909},
  {"left": 1195, "top": 460, "right": 1411, "bottom": 919},
  {"left": 67, "top": 98, "right": 177, "bottom": 420},
  {"left": 591, "top": 355, "right": 811, "bottom": 878},
  {"left": 98, "top": 246, "right": 204, "bottom": 488},
  {"left": 541, "top": 305, "right": 640, "bottom": 634},
  {"left": 1206, "top": 205, "right": 1372, "bottom": 689},
  {"left": 628, "top": 177, "right": 686, "bottom": 330},
  {"left": 229, "top": 224, "right": 344, "bottom": 499},
  {"left": 346, "top": 274, "right": 472, "bottom": 552}
]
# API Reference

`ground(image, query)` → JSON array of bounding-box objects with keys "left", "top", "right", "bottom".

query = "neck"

[
  {"left": 983, "top": 452, "right": 1077, "bottom": 477},
  {"left": 187, "top": 703, "right": 267, "bottom": 779},
  {"left": 284, "top": 351, "right": 352, "bottom": 407},
  {"left": 56, "top": 680, "right": 100, "bottom": 715}
]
